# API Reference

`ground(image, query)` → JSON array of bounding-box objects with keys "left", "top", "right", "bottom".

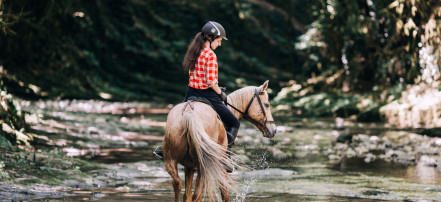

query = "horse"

[{"left": 162, "top": 80, "right": 277, "bottom": 202}]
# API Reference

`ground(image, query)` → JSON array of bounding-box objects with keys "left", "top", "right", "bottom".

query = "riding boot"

[
  {"left": 225, "top": 127, "right": 239, "bottom": 173},
  {"left": 226, "top": 127, "right": 239, "bottom": 146},
  {"left": 153, "top": 146, "right": 164, "bottom": 161}
]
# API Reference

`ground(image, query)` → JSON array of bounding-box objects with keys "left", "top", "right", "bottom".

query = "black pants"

[{"left": 184, "top": 87, "right": 240, "bottom": 130}]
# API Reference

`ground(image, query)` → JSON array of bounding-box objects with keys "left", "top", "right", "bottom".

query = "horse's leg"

[
  {"left": 220, "top": 170, "right": 230, "bottom": 202},
  {"left": 183, "top": 167, "right": 195, "bottom": 202},
  {"left": 192, "top": 171, "right": 203, "bottom": 202},
  {"left": 165, "top": 159, "right": 182, "bottom": 202}
]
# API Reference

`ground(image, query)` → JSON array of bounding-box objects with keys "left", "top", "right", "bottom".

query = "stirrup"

[{"left": 153, "top": 146, "right": 164, "bottom": 161}]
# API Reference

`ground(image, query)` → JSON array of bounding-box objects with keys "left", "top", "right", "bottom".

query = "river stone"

[
  {"left": 384, "top": 131, "right": 422, "bottom": 145},
  {"left": 276, "top": 126, "right": 294, "bottom": 133},
  {"left": 419, "top": 155, "right": 437, "bottom": 167},
  {"left": 354, "top": 145, "right": 369, "bottom": 157},
  {"left": 63, "top": 179, "right": 82, "bottom": 188},
  {"left": 414, "top": 143, "right": 432, "bottom": 154},
  {"left": 385, "top": 150, "right": 415, "bottom": 164},
  {"left": 334, "top": 143, "right": 348, "bottom": 151},
  {"left": 353, "top": 134, "right": 370, "bottom": 144},
  {"left": 346, "top": 148, "right": 356, "bottom": 158},
  {"left": 368, "top": 143, "right": 377, "bottom": 151},
  {"left": 433, "top": 139, "right": 441, "bottom": 147},
  {"left": 364, "top": 153, "right": 376, "bottom": 163},
  {"left": 324, "top": 148, "right": 333, "bottom": 156},
  {"left": 369, "top": 135, "right": 380, "bottom": 142},
  {"left": 328, "top": 154, "right": 341, "bottom": 161}
]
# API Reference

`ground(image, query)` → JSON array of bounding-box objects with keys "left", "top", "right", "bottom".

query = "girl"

[{"left": 155, "top": 21, "right": 240, "bottom": 162}]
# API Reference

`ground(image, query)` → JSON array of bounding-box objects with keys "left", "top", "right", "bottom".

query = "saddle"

[
  {"left": 185, "top": 96, "right": 214, "bottom": 109},
  {"left": 184, "top": 96, "right": 220, "bottom": 120}
]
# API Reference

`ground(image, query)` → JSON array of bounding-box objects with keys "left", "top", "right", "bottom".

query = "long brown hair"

[{"left": 183, "top": 32, "right": 218, "bottom": 71}]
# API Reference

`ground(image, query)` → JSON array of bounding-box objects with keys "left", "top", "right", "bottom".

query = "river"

[{"left": 13, "top": 100, "right": 441, "bottom": 201}]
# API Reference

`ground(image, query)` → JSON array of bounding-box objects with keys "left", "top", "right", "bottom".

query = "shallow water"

[{"left": 18, "top": 100, "right": 441, "bottom": 201}]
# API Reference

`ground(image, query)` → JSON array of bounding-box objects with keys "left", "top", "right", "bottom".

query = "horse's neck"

[
  {"left": 227, "top": 88, "right": 253, "bottom": 120},
  {"left": 227, "top": 96, "right": 243, "bottom": 120}
]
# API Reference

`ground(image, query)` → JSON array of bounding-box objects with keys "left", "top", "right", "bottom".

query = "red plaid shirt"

[{"left": 188, "top": 45, "right": 218, "bottom": 89}]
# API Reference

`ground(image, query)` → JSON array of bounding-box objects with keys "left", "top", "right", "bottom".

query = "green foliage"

[
  {"left": 276, "top": 92, "right": 359, "bottom": 117},
  {"left": 1, "top": 0, "right": 440, "bottom": 119},
  {"left": 0, "top": 0, "right": 305, "bottom": 102},
  {"left": 274, "top": 77, "right": 405, "bottom": 118},
  {"left": 297, "top": 0, "right": 441, "bottom": 92},
  {"left": 0, "top": 134, "right": 12, "bottom": 147},
  {"left": 273, "top": 0, "right": 441, "bottom": 118}
]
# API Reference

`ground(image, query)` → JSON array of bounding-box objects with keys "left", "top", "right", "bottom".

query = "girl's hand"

[{"left": 219, "top": 92, "right": 227, "bottom": 102}]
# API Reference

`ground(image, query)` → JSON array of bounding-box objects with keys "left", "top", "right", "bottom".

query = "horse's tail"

[{"left": 182, "top": 111, "right": 237, "bottom": 201}]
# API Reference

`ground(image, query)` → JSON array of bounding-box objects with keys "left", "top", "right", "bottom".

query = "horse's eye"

[{"left": 265, "top": 103, "right": 270, "bottom": 108}]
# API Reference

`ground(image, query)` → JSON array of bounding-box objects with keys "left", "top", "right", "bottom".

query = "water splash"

[{"left": 234, "top": 145, "right": 271, "bottom": 202}]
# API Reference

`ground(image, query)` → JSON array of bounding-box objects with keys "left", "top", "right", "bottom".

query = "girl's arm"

[{"left": 211, "top": 84, "right": 221, "bottom": 94}]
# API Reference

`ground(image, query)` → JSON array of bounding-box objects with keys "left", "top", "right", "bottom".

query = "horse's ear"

[{"left": 259, "top": 80, "right": 269, "bottom": 92}]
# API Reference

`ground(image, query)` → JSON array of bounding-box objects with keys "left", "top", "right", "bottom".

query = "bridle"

[{"left": 226, "top": 88, "right": 275, "bottom": 132}]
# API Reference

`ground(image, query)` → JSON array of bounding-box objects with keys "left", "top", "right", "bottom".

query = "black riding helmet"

[{"left": 201, "top": 21, "right": 228, "bottom": 40}]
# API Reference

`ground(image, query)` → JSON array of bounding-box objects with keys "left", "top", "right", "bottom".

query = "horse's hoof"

[{"left": 153, "top": 147, "right": 164, "bottom": 161}]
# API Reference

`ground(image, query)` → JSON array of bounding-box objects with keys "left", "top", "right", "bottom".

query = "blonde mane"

[{"left": 227, "top": 86, "right": 259, "bottom": 117}]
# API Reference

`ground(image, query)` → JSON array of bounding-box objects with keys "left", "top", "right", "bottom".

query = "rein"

[{"left": 226, "top": 88, "right": 275, "bottom": 131}]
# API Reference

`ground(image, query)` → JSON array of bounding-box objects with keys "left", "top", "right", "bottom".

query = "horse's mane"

[{"left": 227, "top": 86, "right": 258, "bottom": 110}]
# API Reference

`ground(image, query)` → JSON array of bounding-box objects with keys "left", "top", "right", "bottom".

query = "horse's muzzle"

[{"left": 263, "top": 123, "right": 277, "bottom": 138}]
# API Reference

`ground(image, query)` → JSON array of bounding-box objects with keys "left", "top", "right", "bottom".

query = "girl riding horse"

[
  {"left": 155, "top": 21, "right": 240, "bottom": 161},
  {"left": 155, "top": 21, "right": 277, "bottom": 202}
]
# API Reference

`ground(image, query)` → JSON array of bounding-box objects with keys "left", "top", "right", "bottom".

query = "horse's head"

[
  {"left": 229, "top": 80, "right": 277, "bottom": 138},
  {"left": 251, "top": 80, "right": 277, "bottom": 138}
]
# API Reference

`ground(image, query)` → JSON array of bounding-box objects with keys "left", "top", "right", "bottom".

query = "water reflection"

[
  {"left": 408, "top": 163, "right": 441, "bottom": 184},
  {"left": 330, "top": 158, "right": 441, "bottom": 184}
]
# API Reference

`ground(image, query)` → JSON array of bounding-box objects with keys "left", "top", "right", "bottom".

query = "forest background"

[{"left": 1, "top": 0, "right": 441, "bottom": 143}]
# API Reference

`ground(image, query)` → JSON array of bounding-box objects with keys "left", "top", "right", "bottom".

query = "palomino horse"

[{"left": 162, "top": 80, "right": 277, "bottom": 202}]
